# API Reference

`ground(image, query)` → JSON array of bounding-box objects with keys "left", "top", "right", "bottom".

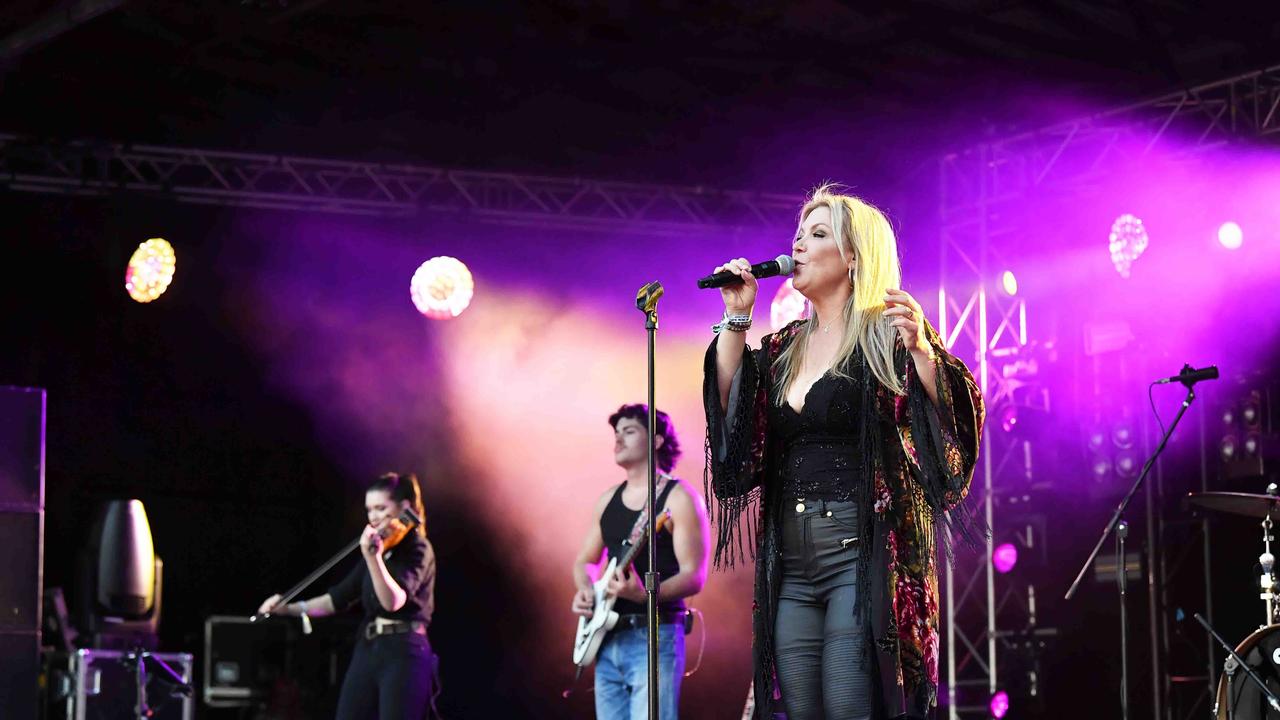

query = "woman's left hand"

[
  {"left": 360, "top": 525, "right": 384, "bottom": 558},
  {"left": 884, "top": 288, "right": 932, "bottom": 357}
]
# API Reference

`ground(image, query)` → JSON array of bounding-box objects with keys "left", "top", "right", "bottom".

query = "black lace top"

[{"left": 770, "top": 369, "right": 864, "bottom": 501}]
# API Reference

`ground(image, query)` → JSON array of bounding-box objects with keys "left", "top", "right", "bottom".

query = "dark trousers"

[
  {"left": 335, "top": 630, "right": 438, "bottom": 720},
  {"left": 773, "top": 499, "right": 873, "bottom": 720}
]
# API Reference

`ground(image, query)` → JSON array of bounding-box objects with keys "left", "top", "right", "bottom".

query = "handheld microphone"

[
  {"left": 1155, "top": 364, "right": 1219, "bottom": 387},
  {"left": 697, "top": 255, "right": 795, "bottom": 289}
]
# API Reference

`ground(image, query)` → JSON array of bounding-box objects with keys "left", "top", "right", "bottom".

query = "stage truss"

[
  {"left": 0, "top": 133, "right": 798, "bottom": 234},
  {"left": 939, "top": 64, "right": 1280, "bottom": 720}
]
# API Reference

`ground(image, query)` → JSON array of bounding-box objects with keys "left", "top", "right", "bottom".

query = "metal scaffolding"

[
  {"left": 939, "top": 64, "right": 1280, "bottom": 720},
  {"left": 0, "top": 133, "right": 799, "bottom": 233}
]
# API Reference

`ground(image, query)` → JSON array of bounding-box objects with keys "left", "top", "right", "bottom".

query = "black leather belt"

[
  {"left": 614, "top": 610, "right": 688, "bottom": 631},
  {"left": 363, "top": 618, "right": 428, "bottom": 640}
]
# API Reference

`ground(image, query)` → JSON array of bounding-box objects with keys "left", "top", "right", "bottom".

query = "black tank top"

[{"left": 599, "top": 479, "right": 685, "bottom": 615}]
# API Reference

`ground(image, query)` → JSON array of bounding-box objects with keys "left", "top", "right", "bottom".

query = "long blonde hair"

[{"left": 773, "top": 184, "right": 905, "bottom": 401}]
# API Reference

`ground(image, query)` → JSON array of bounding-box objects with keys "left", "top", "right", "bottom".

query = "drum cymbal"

[{"left": 1186, "top": 491, "right": 1280, "bottom": 518}]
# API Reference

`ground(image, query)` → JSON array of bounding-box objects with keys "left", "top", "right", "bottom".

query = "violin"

[
  {"left": 374, "top": 516, "right": 413, "bottom": 551},
  {"left": 252, "top": 507, "right": 423, "bottom": 622}
]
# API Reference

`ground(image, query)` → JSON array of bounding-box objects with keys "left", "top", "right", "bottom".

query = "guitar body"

[
  {"left": 573, "top": 558, "right": 620, "bottom": 666},
  {"left": 571, "top": 508, "right": 672, "bottom": 668}
]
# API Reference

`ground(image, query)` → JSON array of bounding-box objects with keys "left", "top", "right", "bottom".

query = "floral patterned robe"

[{"left": 703, "top": 319, "right": 984, "bottom": 719}]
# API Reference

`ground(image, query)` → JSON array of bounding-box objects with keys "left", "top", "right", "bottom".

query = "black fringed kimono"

[{"left": 704, "top": 319, "right": 984, "bottom": 719}]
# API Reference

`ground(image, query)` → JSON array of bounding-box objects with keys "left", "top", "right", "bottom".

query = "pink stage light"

[
  {"left": 1218, "top": 221, "right": 1243, "bottom": 249},
  {"left": 410, "top": 256, "right": 474, "bottom": 319},
  {"left": 1108, "top": 214, "right": 1149, "bottom": 279},
  {"left": 993, "top": 543, "right": 1018, "bottom": 574},
  {"left": 989, "top": 690, "right": 1010, "bottom": 719}
]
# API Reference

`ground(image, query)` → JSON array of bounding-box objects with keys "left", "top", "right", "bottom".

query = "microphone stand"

[
  {"left": 635, "top": 280, "right": 663, "bottom": 720},
  {"left": 1195, "top": 613, "right": 1280, "bottom": 715},
  {"left": 1064, "top": 378, "right": 1203, "bottom": 720},
  {"left": 251, "top": 508, "right": 422, "bottom": 623}
]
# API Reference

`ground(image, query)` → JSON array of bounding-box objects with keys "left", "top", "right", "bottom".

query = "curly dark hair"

[{"left": 608, "top": 403, "right": 681, "bottom": 473}]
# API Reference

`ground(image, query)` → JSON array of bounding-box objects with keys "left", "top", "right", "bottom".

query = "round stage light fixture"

[
  {"left": 770, "top": 278, "right": 807, "bottom": 331},
  {"left": 999, "top": 270, "right": 1018, "bottom": 296},
  {"left": 993, "top": 543, "right": 1018, "bottom": 574},
  {"left": 1108, "top": 214, "right": 1149, "bottom": 279},
  {"left": 1244, "top": 432, "right": 1261, "bottom": 457},
  {"left": 1086, "top": 427, "right": 1108, "bottom": 452},
  {"left": 1091, "top": 456, "right": 1113, "bottom": 481},
  {"left": 125, "top": 238, "right": 177, "bottom": 303},
  {"left": 1218, "top": 221, "right": 1243, "bottom": 250},
  {"left": 1115, "top": 450, "right": 1140, "bottom": 478},
  {"left": 1111, "top": 423, "right": 1135, "bottom": 449},
  {"left": 1220, "top": 436, "right": 1238, "bottom": 462},
  {"left": 989, "top": 690, "right": 1010, "bottom": 719},
  {"left": 410, "top": 256, "right": 474, "bottom": 320}
]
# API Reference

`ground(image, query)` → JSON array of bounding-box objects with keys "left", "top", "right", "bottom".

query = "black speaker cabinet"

[
  {"left": 0, "top": 386, "right": 45, "bottom": 718},
  {"left": 0, "top": 385, "right": 45, "bottom": 507}
]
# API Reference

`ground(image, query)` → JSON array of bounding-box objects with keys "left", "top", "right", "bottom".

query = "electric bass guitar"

[{"left": 571, "top": 508, "right": 672, "bottom": 667}]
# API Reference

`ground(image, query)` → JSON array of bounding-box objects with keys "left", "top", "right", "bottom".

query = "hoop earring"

[{"left": 848, "top": 267, "right": 856, "bottom": 288}]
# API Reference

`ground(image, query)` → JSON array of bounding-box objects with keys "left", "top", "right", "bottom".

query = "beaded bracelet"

[{"left": 712, "top": 312, "right": 753, "bottom": 334}]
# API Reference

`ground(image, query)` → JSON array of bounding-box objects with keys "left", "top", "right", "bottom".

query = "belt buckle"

[{"left": 364, "top": 622, "right": 377, "bottom": 640}]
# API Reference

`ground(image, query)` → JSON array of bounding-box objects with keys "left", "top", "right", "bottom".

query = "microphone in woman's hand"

[{"left": 697, "top": 255, "right": 794, "bottom": 289}]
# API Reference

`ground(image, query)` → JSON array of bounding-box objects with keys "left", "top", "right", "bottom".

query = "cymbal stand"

[{"left": 1259, "top": 514, "right": 1275, "bottom": 628}]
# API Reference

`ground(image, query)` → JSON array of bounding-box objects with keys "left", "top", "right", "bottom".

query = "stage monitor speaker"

[{"left": 0, "top": 385, "right": 45, "bottom": 508}]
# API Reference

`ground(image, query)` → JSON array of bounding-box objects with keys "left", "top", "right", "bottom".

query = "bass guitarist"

[{"left": 571, "top": 403, "right": 711, "bottom": 720}]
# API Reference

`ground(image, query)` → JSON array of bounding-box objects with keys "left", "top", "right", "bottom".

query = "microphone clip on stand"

[
  {"left": 1064, "top": 368, "right": 1211, "bottom": 720},
  {"left": 635, "top": 280, "right": 664, "bottom": 720}
]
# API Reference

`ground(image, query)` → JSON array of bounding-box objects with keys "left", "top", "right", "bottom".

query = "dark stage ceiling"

[{"left": 0, "top": 0, "right": 1277, "bottom": 192}]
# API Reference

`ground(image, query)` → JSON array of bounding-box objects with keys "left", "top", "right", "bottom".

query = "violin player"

[{"left": 258, "top": 472, "right": 440, "bottom": 719}]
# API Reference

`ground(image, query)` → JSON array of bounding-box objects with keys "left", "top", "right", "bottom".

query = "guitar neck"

[{"left": 618, "top": 509, "right": 671, "bottom": 570}]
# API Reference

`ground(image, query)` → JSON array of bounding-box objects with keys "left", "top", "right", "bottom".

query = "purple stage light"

[
  {"left": 1000, "top": 270, "right": 1018, "bottom": 296},
  {"left": 1108, "top": 213, "right": 1149, "bottom": 278},
  {"left": 993, "top": 543, "right": 1018, "bottom": 574},
  {"left": 1091, "top": 456, "right": 1112, "bottom": 480},
  {"left": 998, "top": 404, "right": 1019, "bottom": 433},
  {"left": 990, "top": 690, "right": 1010, "bottom": 719},
  {"left": 1115, "top": 450, "right": 1139, "bottom": 478},
  {"left": 1218, "top": 221, "right": 1243, "bottom": 249}
]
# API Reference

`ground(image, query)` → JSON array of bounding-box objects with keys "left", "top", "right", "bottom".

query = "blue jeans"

[{"left": 594, "top": 623, "right": 686, "bottom": 720}]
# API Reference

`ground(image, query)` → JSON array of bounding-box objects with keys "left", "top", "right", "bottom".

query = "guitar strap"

[{"left": 624, "top": 474, "right": 674, "bottom": 546}]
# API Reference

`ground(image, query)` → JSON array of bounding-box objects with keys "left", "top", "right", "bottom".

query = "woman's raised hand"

[{"left": 715, "top": 258, "right": 758, "bottom": 316}]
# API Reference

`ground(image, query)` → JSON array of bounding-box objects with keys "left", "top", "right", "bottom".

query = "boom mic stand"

[
  {"left": 1064, "top": 368, "right": 1211, "bottom": 720},
  {"left": 635, "top": 280, "right": 664, "bottom": 720}
]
